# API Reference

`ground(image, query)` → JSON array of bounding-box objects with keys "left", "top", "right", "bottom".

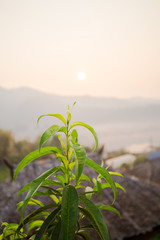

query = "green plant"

[
  {"left": 150, "top": 233, "right": 160, "bottom": 240},
  {"left": 120, "top": 162, "right": 130, "bottom": 171},
  {"left": 0, "top": 104, "right": 124, "bottom": 240},
  {"left": 133, "top": 154, "right": 148, "bottom": 166},
  {"left": 0, "top": 165, "right": 10, "bottom": 183}
]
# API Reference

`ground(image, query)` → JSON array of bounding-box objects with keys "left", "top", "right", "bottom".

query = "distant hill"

[{"left": 0, "top": 87, "right": 160, "bottom": 150}]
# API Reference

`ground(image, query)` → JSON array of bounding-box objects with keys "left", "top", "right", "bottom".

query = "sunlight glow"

[{"left": 77, "top": 72, "right": 86, "bottom": 81}]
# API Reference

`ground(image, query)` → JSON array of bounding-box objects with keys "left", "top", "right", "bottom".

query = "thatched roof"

[
  {"left": 125, "top": 158, "right": 160, "bottom": 187},
  {"left": 82, "top": 158, "right": 160, "bottom": 240},
  {"left": 0, "top": 155, "right": 160, "bottom": 239}
]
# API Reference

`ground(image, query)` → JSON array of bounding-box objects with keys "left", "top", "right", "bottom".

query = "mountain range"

[{"left": 0, "top": 87, "right": 160, "bottom": 150}]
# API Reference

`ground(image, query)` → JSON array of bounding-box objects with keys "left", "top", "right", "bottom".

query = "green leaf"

[
  {"left": 34, "top": 207, "right": 61, "bottom": 240},
  {"left": 97, "top": 179, "right": 102, "bottom": 200},
  {"left": 16, "top": 204, "right": 57, "bottom": 233},
  {"left": 17, "top": 198, "right": 44, "bottom": 211},
  {"left": 50, "top": 195, "right": 59, "bottom": 204},
  {"left": 37, "top": 113, "right": 66, "bottom": 125},
  {"left": 56, "top": 153, "right": 68, "bottom": 169},
  {"left": 67, "top": 112, "right": 71, "bottom": 124},
  {"left": 56, "top": 175, "right": 66, "bottom": 184},
  {"left": 33, "top": 189, "right": 53, "bottom": 197},
  {"left": 80, "top": 225, "right": 94, "bottom": 230},
  {"left": 17, "top": 182, "right": 31, "bottom": 197},
  {"left": 14, "top": 147, "right": 62, "bottom": 180},
  {"left": 71, "top": 129, "right": 78, "bottom": 144},
  {"left": 41, "top": 186, "right": 62, "bottom": 196},
  {"left": 69, "top": 161, "right": 75, "bottom": 171},
  {"left": 17, "top": 179, "right": 63, "bottom": 198},
  {"left": 21, "top": 166, "right": 61, "bottom": 217},
  {"left": 80, "top": 174, "right": 91, "bottom": 183},
  {"left": 28, "top": 212, "right": 50, "bottom": 221},
  {"left": 61, "top": 185, "right": 78, "bottom": 240},
  {"left": 100, "top": 183, "right": 126, "bottom": 193},
  {"left": 109, "top": 171, "right": 123, "bottom": 177},
  {"left": 70, "top": 122, "right": 98, "bottom": 151},
  {"left": 58, "top": 135, "right": 66, "bottom": 154},
  {"left": 2, "top": 223, "right": 25, "bottom": 240},
  {"left": 115, "top": 183, "right": 126, "bottom": 192},
  {"left": 85, "top": 186, "right": 93, "bottom": 200},
  {"left": 27, "top": 220, "right": 44, "bottom": 233},
  {"left": 49, "top": 219, "right": 61, "bottom": 240},
  {"left": 79, "top": 196, "right": 109, "bottom": 240},
  {"left": 101, "top": 160, "right": 104, "bottom": 168},
  {"left": 73, "top": 143, "right": 86, "bottom": 184},
  {"left": 86, "top": 158, "right": 117, "bottom": 203},
  {"left": 77, "top": 230, "right": 93, "bottom": 240},
  {"left": 39, "top": 125, "right": 60, "bottom": 151},
  {"left": 1, "top": 222, "right": 8, "bottom": 227},
  {"left": 68, "top": 147, "right": 75, "bottom": 161},
  {"left": 58, "top": 126, "right": 67, "bottom": 135},
  {"left": 41, "top": 179, "right": 63, "bottom": 187},
  {"left": 96, "top": 204, "right": 120, "bottom": 217},
  {"left": 3, "top": 223, "right": 19, "bottom": 237}
]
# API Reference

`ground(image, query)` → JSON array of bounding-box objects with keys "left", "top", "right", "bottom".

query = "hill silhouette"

[{"left": 0, "top": 87, "right": 160, "bottom": 150}]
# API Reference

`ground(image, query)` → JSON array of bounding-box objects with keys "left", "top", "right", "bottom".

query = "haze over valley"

[{"left": 1, "top": 87, "right": 160, "bottom": 151}]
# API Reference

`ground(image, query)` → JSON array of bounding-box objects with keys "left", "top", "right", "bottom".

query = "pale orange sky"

[{"left": 0, "top": 0, "right": 160, "bottom": 98}]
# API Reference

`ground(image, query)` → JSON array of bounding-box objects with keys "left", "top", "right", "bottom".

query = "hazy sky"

[{"left": 0, "top": 0, "right": 160, "bottom": 98}]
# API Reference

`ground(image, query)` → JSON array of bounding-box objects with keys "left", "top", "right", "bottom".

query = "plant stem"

[
  {"left": 66, "top": 123, "right": 69, "bottom": 162},
  {"left": 66, "top": 123, "right": 70, "bottom": 184}
]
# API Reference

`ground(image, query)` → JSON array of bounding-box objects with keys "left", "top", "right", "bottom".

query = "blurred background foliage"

[{"left": 0, "top": 128, "right": 61, "bottom": 183}]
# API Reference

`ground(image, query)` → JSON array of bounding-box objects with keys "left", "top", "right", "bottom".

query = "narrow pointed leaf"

[
  {"left": 56, "top": 174, "right": 66, "bottom": 184},
  {"left": 16, "top": 204, "right": 57, "bottom": 233},
  {"left": 109, "top": 171, "right": 123, "bottom": 177},
  {"left": 34, "top": 207, "right": 61, "bottom": 240},
  {"left": 41, "top": 186, "right": 62, "bottom": 196},
  {"left": 70, "top": 122, "right": 98, "bottom": 151},
  {"left": 79, "top": 196, "right": 109, "bottom": 240},
  {"left": 96, "top": 204, "right": 120, "bottom": 217},
  {"left": 73, "top": 143, "right": 86, "bottom": 184},
  {"left": 37, "top": 113, "right": 66, "bottom": 125},
  {"left": 39, "top": 125, "right": 60, "bottom": 151},
  {"left": 17, "top": 198, "right": 43, "bottom": 211},
  {"left": 50, "top": 195, "right": 59, "bottom": 204},
  {"left": 17, "top": 179, "right": 63, "bottom": 197},
  {"left": 80, "top": 174, "right": 91, "bottom": 183},
  {"left": 50, "top": 219, "right": 61, "bottom": 240},
  {"left": 14, "top": 147, "right": 62, "bottom": 180},
  {"left": 27, "top": 220, "right": 43, "bottom": 233},
  {"left": 17, "top": 182, "right": 31, "bottom": 197},
  {"left": 71, "top": 129, "right": 78, "bottom": 144},
  {"left": 3, "top": 224, "right": 19, "bottom": 237},
  {"left": 77, "top": 230, "right": 93, "bottom": 240},
  {"left": 86, "top": 158, "right": 117, "bottom": 203},
  {"left": 69, "top": 161, "right": 75, "bottom": 171},
  {"left": 61, "top": 185, "right": 78, "bottom": 240},
  {"left": 80, "top": 225, "right": 94, "bottom": 230},
  {"left": 115, "top": 183, "right": 125, "bottom": 192},
  {"left": 58, "top": 135, "right": 66, "bottom": 154},
  {"left": 85, "top": 186, "right": 93, "bottom": 200},
  {"left": 67, "top": 112, "right": 71, "bottom": 124},
  {"left": 97, "top": 179, "right": 102, "bottom": 200},
  {"left": 41, "top": 179, "right": 63, "bottom": 187},
  {"left": 21, "top": 166, "right": 60, "bottom": 217},
  {"left": 56, "top": 153, "right": 68, "bottom": 169},
  {"left": 100, "top": 183, "right": 126, "bottom": 193},
  {"left": 58, "top": 126, "right": 67, "bottom": 134}
]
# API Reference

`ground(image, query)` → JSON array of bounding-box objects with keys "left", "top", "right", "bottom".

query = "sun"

[{"left": 77, "top": 72, "right": 86, "bottom": 81}]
